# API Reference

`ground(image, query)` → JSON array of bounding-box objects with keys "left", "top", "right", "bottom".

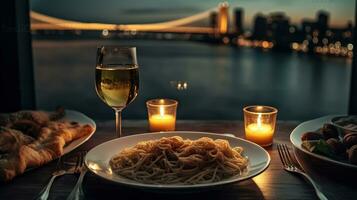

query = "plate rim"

[
  {"left": 26, "top": 109, "right": 96, "bottom": 172},
  {"left": 85, "top": 131, "right": 271, "bottom": 189},
  {"left": 62, "top": 109, "right": 97, "bottom": 154},
  {"left": 290, "top": 115, "right": 357, "bottom": 169}
]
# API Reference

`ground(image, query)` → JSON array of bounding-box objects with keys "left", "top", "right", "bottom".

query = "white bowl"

[{"left": 290, "top": 116, "right": 357, "bottom": 181}]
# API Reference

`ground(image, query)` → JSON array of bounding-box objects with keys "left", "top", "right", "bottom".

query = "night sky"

[{"left": 31, "top": 0, "right": 355, "bottom": 28}]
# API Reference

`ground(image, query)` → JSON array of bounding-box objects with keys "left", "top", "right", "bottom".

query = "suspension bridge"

[{"left": 30, "top": 3, "right": 230, "bottom": 35}]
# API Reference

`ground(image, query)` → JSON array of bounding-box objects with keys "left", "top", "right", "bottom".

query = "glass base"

[
  {"left": 245, "top": 137, "right": 273, "bottom": 147},
  {"left": 246, "top": 138, "right": 273, "bottom": 147},
  {"left": 259, "top": 142, "right": 273, "bottom": 147}
]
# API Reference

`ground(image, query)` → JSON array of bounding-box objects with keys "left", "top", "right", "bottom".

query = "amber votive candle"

[
  {"left": 146, "top": 99, "right": 178, "bottom": 132},
  {"left": 243, "top": 105, "right": 278, "bottom": 147}
]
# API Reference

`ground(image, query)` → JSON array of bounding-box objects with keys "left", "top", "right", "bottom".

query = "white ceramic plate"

[
  {"left": 290, "top": 115, "right": 357, "bottom": 169},
  {"left": 25, "top": 110, "right": 96, "bottom": 172},
  {"left": 85, "top": 131, "right": 270, "bottom": 189},
  {"left": 62, "top": 110, "right": 96, "bottom": 154}
]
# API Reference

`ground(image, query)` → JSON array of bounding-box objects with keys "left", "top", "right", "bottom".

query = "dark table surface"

[{"left": 0, "top": 120, "right": 355, "bottom": 200}]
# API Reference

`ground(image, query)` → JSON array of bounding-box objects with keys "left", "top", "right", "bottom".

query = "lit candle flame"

[
  {"left": 160, "top": 106, "right": 165, "bottom": 117},
  {"left": 257, "top": 113, "right": 262, "bottom": 128}
]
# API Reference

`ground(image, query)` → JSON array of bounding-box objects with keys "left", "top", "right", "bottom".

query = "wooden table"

[{"left": 0, "top": 120, "right": 355, "bottom": 200}]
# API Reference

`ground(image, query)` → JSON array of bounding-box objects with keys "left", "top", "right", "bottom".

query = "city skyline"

[
  {"left": 31, "top": 0, "right": 355, "bottom": 28},
  {"left": 31, "top": 3, "right": 354, "bottom": 58}
]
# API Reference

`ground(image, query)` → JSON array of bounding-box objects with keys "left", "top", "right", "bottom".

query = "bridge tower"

[{"left": 217, "top": 2, "right": 229, "bottom": 35}]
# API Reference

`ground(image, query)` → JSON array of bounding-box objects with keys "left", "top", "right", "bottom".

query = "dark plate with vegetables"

[{"left": 290, "top": 115, "right": 357, "bottom": 181}]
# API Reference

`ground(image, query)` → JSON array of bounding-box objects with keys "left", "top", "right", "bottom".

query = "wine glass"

[{"left": 95, "top": 46, "right": 139, "bottom": 137}]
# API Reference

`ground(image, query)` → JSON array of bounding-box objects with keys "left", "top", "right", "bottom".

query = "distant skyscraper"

[
  {"left": 300, "top": 10, "right": 330, "bottom": 51},
  {"left": 269, "top": 12, "right": 290, "bottom": 50},
  {"left": 252, "top": 14, "right": 268, "bottom": 40},
  {"left": 317, "top": 11, "right": 329, "bottom": 34},
  {"left": 302, "top": 20, "right": 316, "bottom": 34},
  {"left": 347, "top": 20, "right": 353, "bottom": 30},
  {"left": 234, "top": 8, "right": 243, "bottom": 35}
]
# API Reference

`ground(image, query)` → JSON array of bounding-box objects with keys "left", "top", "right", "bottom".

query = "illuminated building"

[{"left": 217, "top": 2, "right": 229, "bottom": 35}]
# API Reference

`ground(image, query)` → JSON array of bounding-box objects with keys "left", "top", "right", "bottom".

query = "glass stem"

[{"left": 115, "top": 109, "right": 123, "bottom": 138}]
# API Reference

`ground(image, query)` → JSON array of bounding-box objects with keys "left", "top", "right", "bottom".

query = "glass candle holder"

[
  {"left": 243, "top": 105, "right": 278, "bottom": 147},
  {"left": 146, "top": 99, "right": 178, "bottom": 132}
]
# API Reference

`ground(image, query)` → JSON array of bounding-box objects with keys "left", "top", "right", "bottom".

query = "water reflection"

[
  {"left": 170, "top": 81, "right": 188, "bottom": 90},
  {"left": 33, "top": 39, "right": 351, "bottom": 120}
]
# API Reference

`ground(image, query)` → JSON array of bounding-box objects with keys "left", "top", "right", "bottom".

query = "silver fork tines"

[
  {"left": 34, "top": 152, "right": 84, "bottom": 200},
  {"left": 277, "top": 144, "right": 328, "bottom": 200},
  {"left": 66, "top": 151, "right": 88, "bottom": 200}
]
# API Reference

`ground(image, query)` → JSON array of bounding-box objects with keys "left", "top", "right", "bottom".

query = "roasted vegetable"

[
  {"left": 348, "top": 145, "right": 357, "bottom": 164},
  {"left": 343, "top": 133, "right": 357, "bottom": 149},
  {"left": 301, "top": 132, "right": 323, "bottom": 141},
  {"left": 302, "top": 140, "right": 337, "bottom": 159},
  {"left": 322, "top": 123, "right": 339, "bottom": 139},
  {"left": 326, "top": 138, "right": 346, "bottom": 156}
]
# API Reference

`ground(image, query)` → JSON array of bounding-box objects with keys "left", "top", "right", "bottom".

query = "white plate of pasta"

[{"left": 85, "top": 131, "right": 270, "bottom": 189}]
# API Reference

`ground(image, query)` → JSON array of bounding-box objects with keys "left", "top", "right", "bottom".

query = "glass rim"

[
  {"left": 146, "top": 99, "right": 178, "bottom": 108},
  {"left": 97, "top": 46, "right": 136, "bottom": 50},
  {"left": 243, "top": 105, "right": 278, "bottom": 115},
  {"left": 95, "top": 64, "right": 139, "bottom": 69}
]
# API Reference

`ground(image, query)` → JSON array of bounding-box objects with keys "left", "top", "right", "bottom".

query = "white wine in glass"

[{"left": 95, "top": 46, "right": 139, "bottom": 137}]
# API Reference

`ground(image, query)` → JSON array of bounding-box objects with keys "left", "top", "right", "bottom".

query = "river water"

[{"left": 32, "top": 39, "right": 351, "bottom": 120}]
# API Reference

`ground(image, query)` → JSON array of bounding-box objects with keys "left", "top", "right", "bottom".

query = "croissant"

[
  {"left": 0, "top": 107, "right": 65, "bottom": 127},
  {"left": 0, "top": 109, "right": 93, "bottom": 182},
  {"left": 0, "top": 127, "right": 34, "bottom": 153}
]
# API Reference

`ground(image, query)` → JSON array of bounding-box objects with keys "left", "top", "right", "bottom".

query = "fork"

[
  {"left": 277, "top": 144, "right": 328, "bottom": 200},
  {"left": 34, "top": 153, "right": 83, "bottom": 200},
  {"left": 66, "top": 151, "right": 87, "bottom": 200}
]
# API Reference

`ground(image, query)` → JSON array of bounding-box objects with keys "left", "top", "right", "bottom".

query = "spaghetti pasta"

[{"left": 109, "top": 136, "right": 249, "bottom": 184}]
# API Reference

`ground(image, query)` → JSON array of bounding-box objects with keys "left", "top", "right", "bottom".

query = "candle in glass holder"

[
  {"left": 147, "top": 99, "right": 178, "bottom": 132},
  {"left": 243, "top": 105, "right": 278, "bottom": 147}
]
